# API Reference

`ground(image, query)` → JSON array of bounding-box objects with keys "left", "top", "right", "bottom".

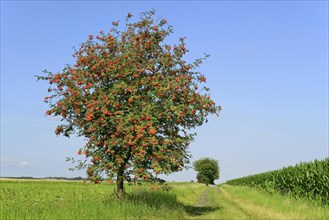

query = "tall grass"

[
  {"left": 2, "top": 179, "right": 328, "bottom": 219},
  {"left": 0, "top": 180, "right": 186, "bottom": 219}
]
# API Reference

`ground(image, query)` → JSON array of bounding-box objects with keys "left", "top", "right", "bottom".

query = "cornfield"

[{"left": 226, "top": 158, "right": 329, "bottom": 204}]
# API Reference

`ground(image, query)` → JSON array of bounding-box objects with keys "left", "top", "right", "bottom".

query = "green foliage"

[
  {"left": 35, "top": 10, "right": 221, "bottom": 191},
  {"left": 193, "top": 157, "right": 220, "bottom": 185},
  {"left": 226, "top": 158, "right": 329, "bottom": 205}
]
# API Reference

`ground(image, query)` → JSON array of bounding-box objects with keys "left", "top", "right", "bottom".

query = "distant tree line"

[{"left": 2, "top": 176, "right": 85, "bottom": 180}]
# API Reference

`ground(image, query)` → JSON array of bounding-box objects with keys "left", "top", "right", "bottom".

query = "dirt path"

[
  {"left": 187, "top": 185, "right": 296, "bottom": 219},
  {"left": 196, "top": 186, "right": 211, "bottom": 207}
]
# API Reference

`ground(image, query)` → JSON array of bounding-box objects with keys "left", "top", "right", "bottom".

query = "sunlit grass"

[
  {"left": 0, "top": 180, "right": 185, "bottom": 219},
  {"left": 1, "top": 180, "right": 328, "bottom": 219},
  {"left": 222, "top": 184, "right": 329, "bottom": 219},
  {"left": 170, "top": 182, "right": 207, "bottom": 206}
]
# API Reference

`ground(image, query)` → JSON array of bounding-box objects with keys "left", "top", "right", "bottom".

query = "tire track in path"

[
  {"left": 190, "top": 185, "right": 253, "bottom": 219},
  {"left": 213, "top": 186, "right": 255, "bottom": 219},
  {"left": 219, "top": 186, "right": 287, "bottom": 219},
  {"left": 196, "top": 186, "right": 211, "bottom": 207}
]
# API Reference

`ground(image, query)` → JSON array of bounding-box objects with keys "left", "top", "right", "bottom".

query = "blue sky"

[{"left": 1, "top": 1, "right": 328, "bottom": 183}]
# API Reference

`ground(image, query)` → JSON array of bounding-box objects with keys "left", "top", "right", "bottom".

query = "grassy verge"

[{"left": 221, "top": 184, "right": 329, "bottom": 219}]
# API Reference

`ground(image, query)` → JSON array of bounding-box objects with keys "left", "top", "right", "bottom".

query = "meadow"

[{"left": 1, "top": 179, "right": 328, "bottom": 219}]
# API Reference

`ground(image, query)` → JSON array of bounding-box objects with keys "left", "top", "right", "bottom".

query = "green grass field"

[{"left": 1, "top": 179, "right": 328, "bottom": 219}]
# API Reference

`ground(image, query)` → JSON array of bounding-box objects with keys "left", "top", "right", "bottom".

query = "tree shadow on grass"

[
  {"left": 105, "top": 190, "right": 220, "bottom": 217},
  {"left": 123, "top": 190, "right": 180, "bottom": 209},
  {"left": 183, "top": 205, "right": 221, "bottom": 216}
]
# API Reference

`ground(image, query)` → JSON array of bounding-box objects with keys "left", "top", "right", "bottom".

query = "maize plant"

[{"left": 226, "top": 158, "right": 329, "bottom": 205}]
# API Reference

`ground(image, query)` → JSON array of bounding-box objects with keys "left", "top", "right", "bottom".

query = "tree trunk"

[
  {"left": 116, "top": 168, "right": 124, "bottom": 198},
  {"left": 116, "top": 149, "right": 131, "bottom": 198}
]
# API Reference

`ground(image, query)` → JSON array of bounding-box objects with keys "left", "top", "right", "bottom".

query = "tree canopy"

[
  {"left": 37, "top": 10, "right": 221, "bottom": 196},
  {"left": 193, "top": 158, "right": 220, "bottom": 185}
]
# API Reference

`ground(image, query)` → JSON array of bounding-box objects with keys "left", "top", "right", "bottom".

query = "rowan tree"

[
  {"left": 36, "top": 10, "right": 221, "bottom": 197},
  {"left": 193, "top": 158, "right": 220, "bottom": 185}
]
